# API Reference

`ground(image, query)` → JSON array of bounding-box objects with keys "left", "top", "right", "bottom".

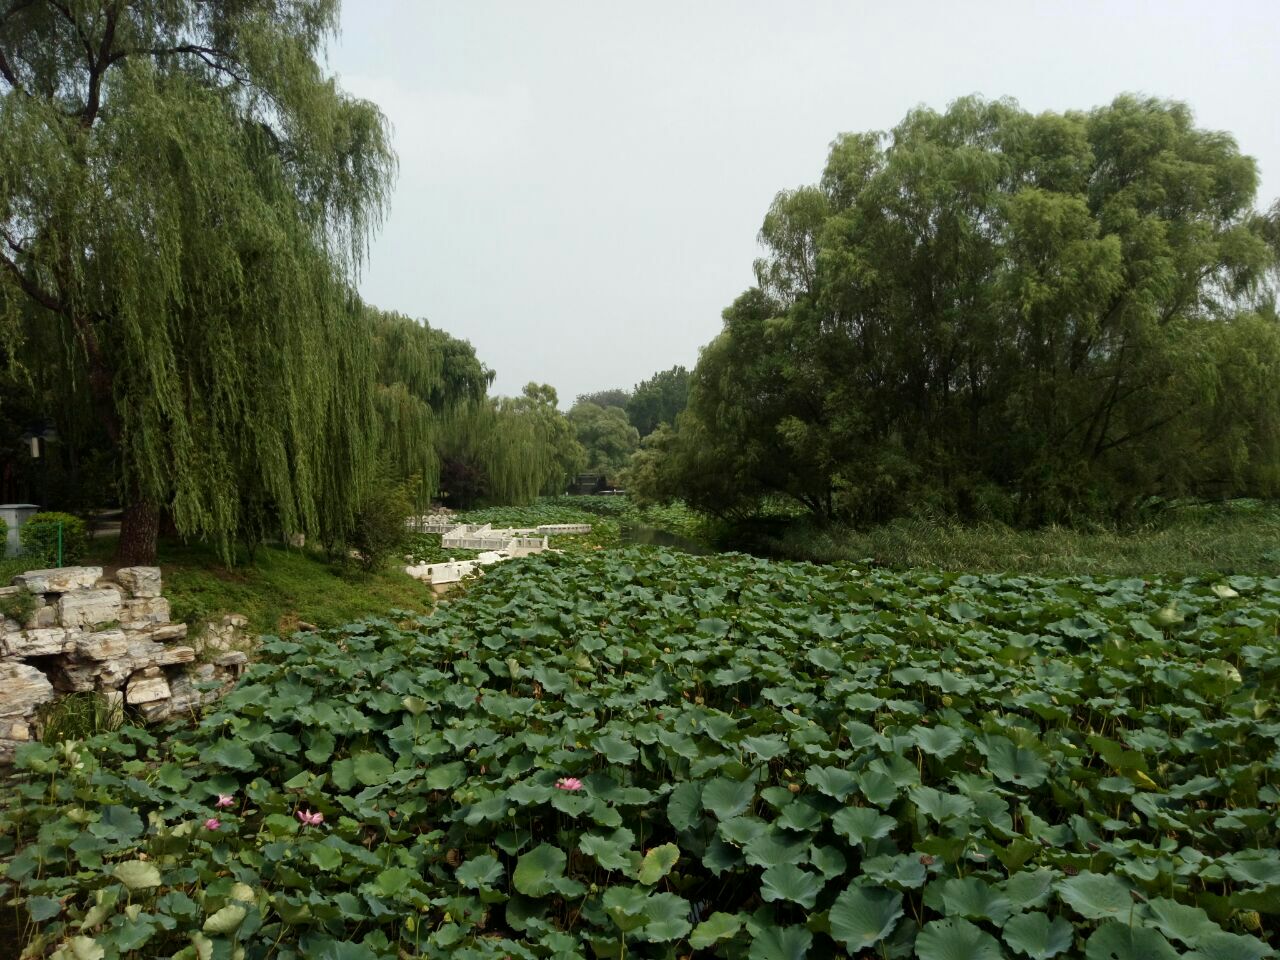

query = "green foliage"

[
  {"left": 438, "top": 385, "right": 585, "bottom": 508},
  {"left": 0, "top": 584, "right": 36, "bottom": 624},
  {"left": 625, "top": 365, "right": 690, "bottom": 436},
  {"left": 368, "top": 307, "right": 493, "bottom": 510},
  {"left": 35, "top": 692, "right": 125, "bottom": 744},
  {"left": 656, "top": 96, "right": 1280, "bottom": 524},
  {"left": 158, "top": 539, "right": 433, "bottom": 635},
  {"left": 568, "top": 401, "right": 640, "bottom": 475},
  {"left": 575, "top": 388, "right": 631, "bottom": 410},
  {"left": 347, "top": 474, "right": 414, "bottom": 573},
  {"left": 4, "top": 549, "right": 1278, "bottom": 958},
  {"left": 19, "top": 512, "right": 87, "bottom": 566},
  {"left": 0, "top": 1, "right": 395, "bottom": 560},
  {"left": 745, "top": 499, "right": 1280, "bottom": 576}
]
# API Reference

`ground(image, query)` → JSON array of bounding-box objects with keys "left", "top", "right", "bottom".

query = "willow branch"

[{"left": 0, "top": 241, "right": 63, "bottom": 314}]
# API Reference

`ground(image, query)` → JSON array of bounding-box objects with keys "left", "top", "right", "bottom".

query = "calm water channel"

[{"left": 618, "top": 524, "right": 711, "bottom": 554}]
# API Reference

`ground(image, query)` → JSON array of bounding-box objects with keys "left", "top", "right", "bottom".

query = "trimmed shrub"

[
  {"left": 19, "top": 511, "right": 89, "bottom": 566},
  {"left": 349, "top": 477, "right": 413, "bottom": 572}
]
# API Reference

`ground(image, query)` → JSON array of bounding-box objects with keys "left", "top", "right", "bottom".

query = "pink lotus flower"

[
  {"left": 296, "top": 808, "right": 324, "bottom": 826},
  {"left": 204, "top": 818, "right": 221, "bottom": 830},
  {"left": 555, "top": 777, "right": 584, "bottom": 792},
  {"left": 215, "top": 794, "right": 235, "bottom": 809}
]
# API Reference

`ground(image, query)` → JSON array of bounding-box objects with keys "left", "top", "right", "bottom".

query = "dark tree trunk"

[{"left": 116, "top": 500, "right": 159, "bottom": 566}]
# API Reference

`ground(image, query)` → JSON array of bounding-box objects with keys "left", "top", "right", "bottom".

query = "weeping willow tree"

[
  {"left": 437, "top": 384, "right": 585, "bottom": 509},
  {"left": 0, "top": 1, "right": 394, "bottom": 563},
  {"left": 367, "top": 306, "right": 492, "bottom": 508}
]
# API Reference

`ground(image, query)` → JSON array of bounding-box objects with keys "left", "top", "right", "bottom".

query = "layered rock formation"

[{"left": 0, "top": 566, "right": 247, "bottom": 763}]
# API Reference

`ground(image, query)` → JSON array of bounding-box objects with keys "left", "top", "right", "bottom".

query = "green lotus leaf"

[
  {"left": 351, "top": 751, "right": 394, "bottom": 786},
  {"left": 978, "top": 735, "right": 1049, "bottom": 788},
  {"left": 805, "top": 765, "right": 859, "bottom": 800},
  {"left": 776, "top": 799, "right": 823, "bottom": 832},
  {"left": 743, "top": 827, "right": 809, "bottom": 868},
  {"left": 26, "top": 896, "right": 62, "bottom": 922},
  {"left": 579, "top": 828, "right": 636, "bottom": 871},
  {"left": 635, "top": 843, "right": 679, "bottom": 885},
  {"left": 929, "top": 876, "right": 1014, "bottom": 924},
  {"left": 1056, "top": 871, "right": 1136, "bottom": 920},
  {"left": 603, "top": 885, "right": 651, "bottom": 933},
  {"left": 113, "top": 860, "right": 161, "bottom": 891},
  {"left": 860, "top": 852, "right": 927, "bottom": 889},
  {"left": 910, "top": 786, "right": 975, "bottom": 822},
  {"left": 455, "top": 854, "right": 504, "bottom": 889},
  {"left": 1001, "top": 868, "right": 1056, "bottom": 910},
  {"left": 831, "top": 806, "right": 895, "bottom": 845},
  {"left": 828, "top": 885, "right": 903, "bottom": 951},
  {"left": 638, "top": 892, "right": 691, "bottom": 942},
  {"left": 702, "top": 777, "right": 755, "bottom": 819},
  {"left": 1221, "top": 854, "right": 1280, "bottom": 887},
  {"left": 1002, "top": 911, "right": 1074, "bottom": 959},
  {"left": 666, "top": 781, "right": 703, "bottom": 831},
  {"left": 690, "top": 912, "right": 744, "bottom": 950},
  {"left": 1084, "top": 921, "right": 1179, "bottom": 959},
  {"left": 68, "top": 938, "right": 105, "bottom": 960},
  {"left": 513, "top": 843, "right": 567, "bottom": 898},
  {"left": 916, "top": 917, "right": 1004, "bottom": 960},
  {"left": 371, "top": 866, "right": 417, "bottom": 897},
  {"left": 594, "top": 733, "right": 639, "bottom": 764},
  {"left": 912, "top": 725, "right": 965, "bottom": 758},
  {"left": 1142, "top": 897, "right": 1221, "bottom": 946},
  {"left": 90, "top": 805, "right": 143, "bottom": 843},
  {"left": 743, "top": 735, "right": 789, "bottom": 760},
  {"left": 205, "top": 739, "right": 256, "bottom": 771},
  {"left": 425, "top": 761, "right": 466, "bottom": 790},
  {"left": 1186, "top": 930, "right": 1275, "bottom": 960},
  {"left": 747, "top": 924, "right": 812, "bottom": 960},
  {"left": 309, "top": 844, "right": 344, "bottom": 871},
  {"left": 202, "top": 903, "right": 247, "bottom": 935},
  {"left": 760, "top": 863, "right": 825, "bottom": 909}
]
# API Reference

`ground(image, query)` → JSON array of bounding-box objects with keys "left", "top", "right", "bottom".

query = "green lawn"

[
  {"left": 156, "top": 540, "right": 433, "bottom": 634},
  {"left": 1, "top": 535, "right": 433, "bottom": 635}
]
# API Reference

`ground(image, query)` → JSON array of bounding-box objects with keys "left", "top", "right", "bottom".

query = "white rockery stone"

[
  {"left": 58, "top": 588, "right": 123, "bottom": 629},
  {"left": 7, "top": 627, "right": 70, "bottom": 658},
  {"left": 0, "top": 662, "right": 54, "bottom": 719},
  {"left": 14, "top": 566, "right": 104, "bottom": 594},
  {"left": 121, "top": 596, "right": 171, "bottom": 627},
  {"left": 74, "top": 629, "right": 129, "bottom": 662},
  {"left": 116, "top": 566, "right": 163, "bottom": 598},
  {"left": 126, "top": 671, "right": 171, "bottom": 705}
]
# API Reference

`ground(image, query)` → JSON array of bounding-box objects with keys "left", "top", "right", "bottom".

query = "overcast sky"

[{"left": 331, "top": 1, "right": 1280, "bottom": 404}]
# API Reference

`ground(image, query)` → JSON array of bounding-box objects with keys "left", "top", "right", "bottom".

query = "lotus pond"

[{"left": 2, "top": 549, "right": 1279, "bottom": 959}]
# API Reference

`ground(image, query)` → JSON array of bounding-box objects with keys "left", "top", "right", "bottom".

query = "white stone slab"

[
  {"left": 116, "top": 566, "right": 163, "bottom": 598},
  {"left": 14, "top": 566, "right": 103, "bottom": 594},
  {"left": 0, "top": 662, "right": 54, "bottom": 718},
  {"left": 58, "top": 588, "right": 123, "bottom": 629}
]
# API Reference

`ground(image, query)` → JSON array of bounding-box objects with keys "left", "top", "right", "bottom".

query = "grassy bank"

[
  {"left": 157, "top": 540, "right": 433, "bottom": 634},
  {"left": 1, "top": 535, "right": 434, "bottom": 635},
  {"left": 741, "top": 500, "right": 1280, "bottom": 577}
]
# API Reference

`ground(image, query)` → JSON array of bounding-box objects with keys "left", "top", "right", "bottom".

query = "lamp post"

[{"left": 20, "top": 421, "right": 58, "bottom": 508}]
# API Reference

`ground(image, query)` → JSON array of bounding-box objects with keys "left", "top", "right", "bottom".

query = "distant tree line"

[
  {"left": 567, "top": 367, "right": 691, "bottom": 479},
  {"left": 631, "top": 97, "right": 1280, "bottom": 524}
]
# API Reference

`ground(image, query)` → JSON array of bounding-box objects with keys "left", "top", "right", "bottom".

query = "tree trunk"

[{"left": 116, "top": 500, "right": 159, "bottom": 566}]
